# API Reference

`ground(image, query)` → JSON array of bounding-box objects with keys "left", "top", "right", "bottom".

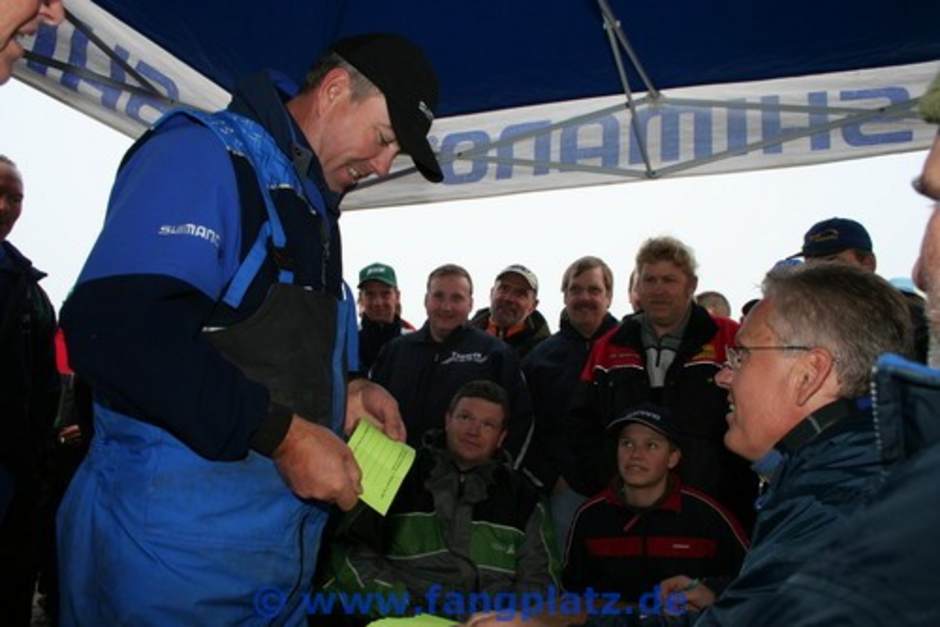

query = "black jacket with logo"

[{"left": 370, "top": 323, "right": 536, "bottom": 473}]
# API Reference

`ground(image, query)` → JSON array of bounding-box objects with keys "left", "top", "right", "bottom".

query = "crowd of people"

[{"left": 2, "top": 4, "right": 940, "bottom": 625}]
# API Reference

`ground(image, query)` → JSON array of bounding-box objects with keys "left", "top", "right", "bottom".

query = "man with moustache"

[
  {"left": 370, "top": 264, "right": 536, "bottom": 475},
  {"left": 0, "top": 0, "right": 64, "bottom": 85},
  {"left": 522, "top": 256, "right": 619, "bottom": 542},
  {"left": 471, "top": 264, "right": 551, "bottom": 360}
]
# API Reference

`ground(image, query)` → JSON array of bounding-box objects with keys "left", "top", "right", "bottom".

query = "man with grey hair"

[
  {"left": 696, "top": 84, "right": 940, "bottom": 627},
  {"left": 658, "top": 262, "right": 912, "bottom": 621}
]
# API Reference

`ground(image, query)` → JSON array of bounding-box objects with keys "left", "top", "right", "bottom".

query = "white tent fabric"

[{"left": 12, "top": 0, "right": 939, "bottom": 210}]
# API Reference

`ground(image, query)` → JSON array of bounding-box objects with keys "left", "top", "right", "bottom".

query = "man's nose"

[{"left": 370, "top": 146, "right": 398, "bottom": 178}]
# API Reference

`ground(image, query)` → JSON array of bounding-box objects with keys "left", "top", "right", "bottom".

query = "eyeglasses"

[{"left": 724, "top": 345, "right": 811, "bottom": 371}]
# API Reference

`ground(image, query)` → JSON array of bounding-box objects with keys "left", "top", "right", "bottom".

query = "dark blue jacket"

[
  {"left": 695, "top": 354, "right": 934, "bottom": 625},
  {"left": 720, "top": 354, "right": 940, "bottom": 626},
  {"left": 522, "top": 313, "right": 619, "bottom": 488},
  {"left": 0, "top": 241, "right": 58, "bottom": 515}
]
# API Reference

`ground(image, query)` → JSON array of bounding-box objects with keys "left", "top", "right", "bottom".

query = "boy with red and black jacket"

[{"left": 563, "top": 404, "right": 748, "bottom": 606}]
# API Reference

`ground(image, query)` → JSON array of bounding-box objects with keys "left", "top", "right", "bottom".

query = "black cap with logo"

[
  {"left": 331, "top": 33, "right": 443, "bottom": 183},
  {"left": 606, "top": 403, "right": 680, "bottom": 446}
]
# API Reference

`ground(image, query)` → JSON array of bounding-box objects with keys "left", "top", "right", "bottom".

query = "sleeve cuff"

[{"left": 250, "top": 402, "right": 294, "bottom": 457}]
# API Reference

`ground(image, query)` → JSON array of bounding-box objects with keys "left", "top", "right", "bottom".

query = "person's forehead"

[
  {"left": 571, "top": 266, "right": 604, "bottom": 285},
  {"left": 737, "top": 300, "right": 777, "bottom": 343},
  {"left": 640, "top": 260, "right": 686, "bottom": 277},
  {"left": 429, "top": 274, "right": 470, "bottom": 294},
  {"left": 495, "top": 273, "right": 532, "bottom": 292},
  {"left": 453, "top": 396, "right": 504, "bottom": 420},
  {"left": 0, "top": 163, "right": 22, "bottom": 188},
  {"left": 361, "top": 280, "right": 395, "bottom": 293}
]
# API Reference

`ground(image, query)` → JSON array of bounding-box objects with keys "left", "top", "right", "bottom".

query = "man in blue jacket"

[
  {"left": 660, "top": 262, "right": 912, "bottom": 623},
  {"left": 718, "top": 95, "right": 940, "bottom": 627},
  {"left": 58, "top": 34, "right": 440, "bottom": 625}
]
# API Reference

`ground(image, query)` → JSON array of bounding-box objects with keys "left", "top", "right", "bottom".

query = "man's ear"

[
  {"left": 667, "top": 447, "right": 681, "bottom": 470},
  {"left": 793, "top": 348, "right": 835, "bottom": 406},
  {"left": 497, "top": 429, "right": 508, "bottom": 450},
  {"left": 316, "top": 67, "right": 352, "bottom": 112}
]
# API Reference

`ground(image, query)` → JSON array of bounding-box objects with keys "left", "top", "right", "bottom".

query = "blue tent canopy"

[
  {"left": 90, "top": 0, "right": 940, "bottom": 117},
  {"left": 13, "top": 0, "right": 940, "bottom": 208}
]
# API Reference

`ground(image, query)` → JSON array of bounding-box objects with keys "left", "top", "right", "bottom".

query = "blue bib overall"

[{"left": 58, "top": 108, "right": 358, "bottom": 626}]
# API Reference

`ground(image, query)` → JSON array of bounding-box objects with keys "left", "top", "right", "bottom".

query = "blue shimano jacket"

[{"left": 58, "top": 73, "right": 357, "bottom": 626}]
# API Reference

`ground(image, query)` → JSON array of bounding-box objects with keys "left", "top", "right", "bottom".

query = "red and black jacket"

[
  {"left": 562, "top": 475, "right": 749, "bottom": 602},
  {"left": 566, "top": 304, "right": 757, "bottom": 529}
]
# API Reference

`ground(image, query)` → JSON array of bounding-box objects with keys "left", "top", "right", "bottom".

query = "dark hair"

[
  {"left": 0, "top": 155, "right": 17, "bottom": 168},
  {"left": 426, "top": 263, "right": 474, "bottom": 294},
  {"left": 446, "top": 380, "right": 510, "bottom": 428}
]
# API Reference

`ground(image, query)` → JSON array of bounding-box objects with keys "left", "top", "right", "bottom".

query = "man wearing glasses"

[{"left": 666, "top": 262, "right": 913, "bottom": 623}]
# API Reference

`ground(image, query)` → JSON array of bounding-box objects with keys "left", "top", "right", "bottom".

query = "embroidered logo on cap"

[{"left": 418, "top": 100, "right": 434, "bottom": 123}]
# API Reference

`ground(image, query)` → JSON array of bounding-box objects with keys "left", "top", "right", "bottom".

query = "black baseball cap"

[
  {"left": 790, "top": 217, "right": 873, "bottom": 258},
  {"left": 606, "top": 403, "right": 680, "bottom": 445},
  {"left": 331, "top": 34, "right": 443, "bottom": 183}
]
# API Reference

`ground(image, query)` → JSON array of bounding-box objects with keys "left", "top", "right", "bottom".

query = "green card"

[{"left": 349, "top": 419, "right": 416, "bottom": 515}]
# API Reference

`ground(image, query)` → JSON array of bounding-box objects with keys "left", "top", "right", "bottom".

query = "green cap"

[{"left": 358, "top": 262, "right": 398, "bottom": 288}]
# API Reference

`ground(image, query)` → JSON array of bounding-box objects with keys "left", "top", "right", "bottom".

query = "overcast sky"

[{"left": 1, "top": 78, "right": 929, "bottom": 330}]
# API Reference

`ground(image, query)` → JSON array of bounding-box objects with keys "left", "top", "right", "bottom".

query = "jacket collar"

[
  {"left": 774, "top": 397, "right": 872, "bottom": 455},
  {"left": 558, "top": 311, "right": 619, "bottom": 341},
  {"left": 603, "top": 473, "right": 683, "bottom": 513},
  {"left": 0, "top": 240, "right": 45, "bottom": 280},
  {"left": 613, "top": 303, "right": 717, "bottom": 355},
  {"left": 415, "top": 320, "right": 471, "bottom": 346},
  {"left": 227, "top": 71, "right": 342, "bottom": 215}
]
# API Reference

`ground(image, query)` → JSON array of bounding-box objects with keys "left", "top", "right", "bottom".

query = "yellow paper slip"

[
  {"left": 367, "top": 615, "right": 456, "bottom": 626},
  {"left": 349, "top": 419, "right": 416, "bottom": 515}
]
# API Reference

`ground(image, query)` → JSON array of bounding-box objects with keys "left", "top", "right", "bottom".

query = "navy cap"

[
  {"left": 791, "top": 217, "right": 873, "bottom": 258},
  {"left": 606, "top": 403, "right": 679, "bottom": 445}
]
